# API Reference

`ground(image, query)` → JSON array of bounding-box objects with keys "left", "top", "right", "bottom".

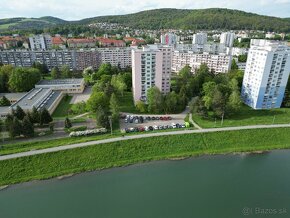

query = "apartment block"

[
  {"left": 99, "top": 47, "right": 131, "bottom": 69},
  {"left": 242, "top": 40, "right": 290, "bottom": 109},
  {"left": 160, "top": 33, "right": 178, "bottom": 45},
  {"left": 192, "top": 33, "right": 207, "bottom": 45},
  {"left": 220, "top": 32, "right": 235, "bottom": 48},
  {"left": 172, "top": 51, "right": 232, "bottom": 74},
  {"left": 132, "top": 45, "right": 172, "bottom": 103},
  {"left": 29, "top": 34, "right": 52, "bottom": 50}
]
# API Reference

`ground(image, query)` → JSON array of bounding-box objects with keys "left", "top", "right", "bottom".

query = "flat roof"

[
  {"left": 0, "top": 92, "right": 27, "bottom": 100},
  {"left": 36, "top": 78, "right": 84, "bottom": 86},
  {"left": 11, "top": 88, "right": 51, "bottom": 109}
]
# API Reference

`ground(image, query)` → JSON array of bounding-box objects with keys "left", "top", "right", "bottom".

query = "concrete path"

[
  {"left": 189, "top": 113, "right": 202, "bottom": 130},
  {"left": 1, "top": 124, "right": 290, "bottom": 161}
]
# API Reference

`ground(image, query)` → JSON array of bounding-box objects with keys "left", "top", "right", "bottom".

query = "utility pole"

[{"left": 108, "top": 116, "right": 113, "bottom": 135}]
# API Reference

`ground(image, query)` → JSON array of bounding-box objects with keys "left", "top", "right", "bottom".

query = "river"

[{"left": 1, "top": 150, "right": 290, "bottom": 218}]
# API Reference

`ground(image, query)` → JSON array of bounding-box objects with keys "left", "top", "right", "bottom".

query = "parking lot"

[{"left": 120, "top": 113, "right": 188, "bottom": 133}]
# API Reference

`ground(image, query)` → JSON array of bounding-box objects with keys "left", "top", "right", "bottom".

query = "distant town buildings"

[
  {"left": 97, "top": 38, "right": 126, "bottom": 47},
  {"left": 132, "top": 45, "right": 172, "bottom": 103},
  {"left": 67, "top": 38, "right": 96, "bottom": 48},
  {"left": 29, "top": 34, "right": 52, "bottom": 50},
  {"left": 160, "top": 33, "right": 178, "bottom": 45},
  {"left": 192, "top": 33, "right": 207, "bottom": 45},
  {"left": 220, "top": 32, "right": 235, "bottom": 47},
  {"left": 242, "top": 39, "right": 290, "bottom": 109}
]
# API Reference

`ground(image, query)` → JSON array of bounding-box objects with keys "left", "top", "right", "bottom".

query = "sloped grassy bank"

[{"left": 1, "top": 128, "right": 290, "bottom": 186}]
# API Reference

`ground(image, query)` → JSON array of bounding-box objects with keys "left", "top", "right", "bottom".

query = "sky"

[{"left": 0, "top": 0, "right": 289, "bottom": 20}]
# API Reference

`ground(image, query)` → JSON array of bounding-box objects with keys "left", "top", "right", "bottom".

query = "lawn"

[
  {"left": 1, "top": 127, "right": 290, "bottom": 186},
  {"left": 192, "top": 105, "right": 290, "bottom": 128},
  {"left": 52, "top": 96, "right": 73, "bottom": 118},
  {"left": 118, "top": 92, "right": 139, "bottom": 113}
]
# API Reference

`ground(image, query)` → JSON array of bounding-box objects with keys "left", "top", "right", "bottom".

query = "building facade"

[
  {"left": 242, "top": 40, "right": 290, "bottom": 109},
  {"left": 220, "top": 32, "right": 235, "bottom": 48},
  {"left": 160, "top": 33, "right": 178, "bottom": 45},
  {"left": 99, "top": 47, "right": 132, "bottom": 69},
  {"left": 132, "top": 45, "right": 172, "bottom": 103},
  {"left": 29, "top": 34, "right": 52, "bottom": 51},
  {"left": 192, "top": 33, "right": 207, "bottom": 45},
  {"left": 172, "top": 51, "right": 232, "bottom": 75}
]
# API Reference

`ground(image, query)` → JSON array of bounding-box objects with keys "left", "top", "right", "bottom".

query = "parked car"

[
  {"left": 148, "top": 126, "right": 154, "bottom": 131},
  {"left": 172, "top": 123, "right": 177, "bottom": 128}
]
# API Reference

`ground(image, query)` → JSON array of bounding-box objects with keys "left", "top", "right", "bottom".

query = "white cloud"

[{"left": 0, "top": 0, "right": 289, "bottom": 20}]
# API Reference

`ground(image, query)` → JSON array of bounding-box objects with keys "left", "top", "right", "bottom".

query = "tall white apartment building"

[
  {"left": 132, "top": 45, "right": 172, "bottom": 103},
  {"left": 192, "top": 33, "right": 207, "bottom": 45},
  {"left": 172, "top": 51, "right": 232, "bottom": 75},
  {"left": 29, "top": 34, "right": 52, "bottom": 50},
  {"left": 160, "top": 33, "right": 178, "bottom": 45},
  {"left": 242, "top": 40, "right": 290, "bottom": 109},
  {"left": 220, "top": 32, "right": 235, "bottom": 47},
  {"left": 99, "top": 47, "right": 132, "bottom": 69}
]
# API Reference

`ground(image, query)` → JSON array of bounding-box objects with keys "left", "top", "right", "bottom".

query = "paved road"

[{"left": 1, "top": 124, "right": 290, "bottom": 161}]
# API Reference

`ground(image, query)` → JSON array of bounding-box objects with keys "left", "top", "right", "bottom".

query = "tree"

[
  {"left": 164, "top": 91, "right": 179, "bottom": 113},
  {"left": 147, "top": 87, "right": 163, "bottom": 113},
  {"left": 96, "top": 106, "right": 109, "bottom": 128},
  {"left": 0, "top": 96, "right": 11, "bottom": 106},
  {"left": 0, "top": 65, "right": 13, "bottom": 93},
  {"left": 32, "top": 62, "right": 49, "bottom": 74},
  {"left": 22, "top": 116, "right": 35, "bottom": 137},
  {"left": 8, "top": 67, "right": 41, "bottom": 92},
  {"left": 39, "top": 108, "right": 53, "bottom": 125},
  {"left": 87, "top": 91, "right": 109, "bottom": 112},
  {"left": 202, "top": 81, "right": 216, "bottom": 110},
  {"left": 109, "top": 93, "right": 119, "bottom": 121},
  {"left": 231, "top": 59, "right": 239, "bottom": 70},
  {"left": 61, "top": 65, "right": 72, "bottom": 78},
  {"left": 227, "top": 90, "right": 242, "bottom": 113},
  {"left": 13, "top": 105, "right": 26, "bottom": 120},
  {"left": 189, "top": 97, "right": 208, "bottom": 118},
  {"left": 64, "top": 117, "right": 72, "bottom": 129},
  {"left": 136, "top": 101, "right": 147, "bottom": 113},
  {"left": 8, "top": 117, "right": 22, "bottom": 138},
  {"left": 51, "top": 67, "right": 61, "bottom": 79},
  {"left": 111, "top": 74, "right": 127, "bottom": 97},
  {"left": 212, "top": 89, "right": 227, "bottom": 118},
  {"left": 30, "top": 107, "right": 40, "bottom": 124}
]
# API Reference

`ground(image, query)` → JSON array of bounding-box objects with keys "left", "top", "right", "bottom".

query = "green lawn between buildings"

[
  {"left": 52, "top": 96, "right": 73, "bottom": 118},
  {"left": 192, "top": 105, "right": 290, "bottom": 128},
  {"left": 1, "top": 127, "right": 290, "bottom": 186}
]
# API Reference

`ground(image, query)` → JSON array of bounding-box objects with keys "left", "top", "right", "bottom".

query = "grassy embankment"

[
  {"left": 52, "top": 95, "right": 73, "bottom": 118},
  {"left": 1, "top": 127, "right": 290, "bottom": 186},
  {"left": 192, "top": 105, "right": 290, "bottom": 128}
]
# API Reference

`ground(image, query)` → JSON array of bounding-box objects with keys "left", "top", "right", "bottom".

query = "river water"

[{"left": 1, "top": 150, "right": 290, "bottom": 218}]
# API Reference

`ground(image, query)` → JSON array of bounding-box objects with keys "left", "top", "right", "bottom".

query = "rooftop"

[
  {"left": 36, "top": 78, "right": 84, "bottom": 86},
  {"left": 0, "top": 92, "right": 27, "bottom": 100}
]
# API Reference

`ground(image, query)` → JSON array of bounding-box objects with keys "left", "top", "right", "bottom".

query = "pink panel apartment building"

[{"left": 132, "top": 45, "right": 172, "bottom": 103}]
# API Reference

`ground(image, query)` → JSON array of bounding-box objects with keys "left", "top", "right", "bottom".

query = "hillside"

[
  {"left": 0, "top": 8, "right": 290, "bottom": 32},
  {"left": 0, "top": 17, "right": 67, "bottom": 31},
  {"left": 78, "top": 8, "right": 290, "bottom": 32}
]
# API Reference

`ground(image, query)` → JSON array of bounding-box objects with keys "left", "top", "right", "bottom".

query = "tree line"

[{"left": 4, "top": 106, "right": 53, "bottom": 138}]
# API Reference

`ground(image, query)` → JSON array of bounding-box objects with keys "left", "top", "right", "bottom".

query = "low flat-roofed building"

[
  {"left": 0, "top": 93, "right": 27, "bottom": 104},
  {"left": 35, "top": 78, "right": 85, "bottom": 93},
  {"left": 0, "top": 107, "right": 11, "bottom": 119}
]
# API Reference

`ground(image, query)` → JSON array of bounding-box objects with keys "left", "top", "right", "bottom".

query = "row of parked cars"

[
  {"left": 123, "top": 123, "right": 186, "bottom": 133},
  {"left": 122, "top": 115, "right": 173, "bottom": 124}
]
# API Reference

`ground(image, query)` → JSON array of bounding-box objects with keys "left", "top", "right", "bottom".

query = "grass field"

[
  {"left": 52, "top": 96, "right": 73, "bottom": 118},
  {"left": 1, "top": 127, "right": 290, "bottom": 186},
  {"left": 192, "top": 105, "right": 290, "bottom": 128},
  {"left": 118, "top": 92, "right": 139, "bottom": 113}
]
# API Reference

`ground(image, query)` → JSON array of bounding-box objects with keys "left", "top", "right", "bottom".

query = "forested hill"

[
  {"left": 1, "top": 8, "right": 290, "bottom": 32},
  {"left": 78, "top": 8, "right": 290, "bottom": 32}
]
